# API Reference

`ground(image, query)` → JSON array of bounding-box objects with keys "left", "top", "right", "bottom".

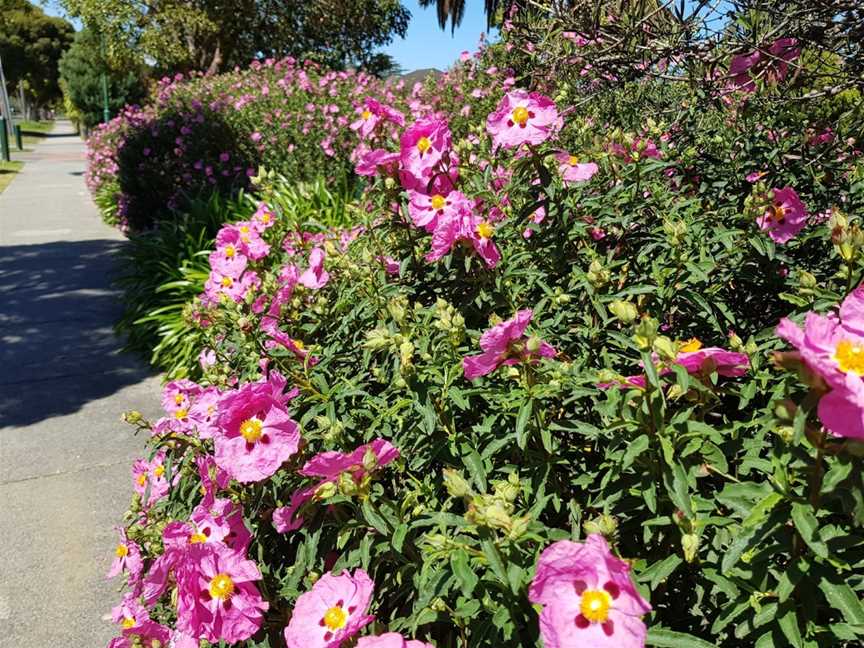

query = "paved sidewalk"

[{"left": 0, "top": 121, "right": 161, "bottom": 647}]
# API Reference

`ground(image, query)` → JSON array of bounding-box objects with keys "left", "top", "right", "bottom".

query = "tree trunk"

[{"left": 206, "top": 42, "right": 223, "bottom": 76}]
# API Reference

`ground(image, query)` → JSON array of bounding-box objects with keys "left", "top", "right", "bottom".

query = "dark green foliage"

[{"left": 58, "top": 28, "right": 146, "bottom": 129}]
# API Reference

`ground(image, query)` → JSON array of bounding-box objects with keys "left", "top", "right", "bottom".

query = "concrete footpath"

[{"left": 0, "top": 121, "right": 162, "bottom": 647}]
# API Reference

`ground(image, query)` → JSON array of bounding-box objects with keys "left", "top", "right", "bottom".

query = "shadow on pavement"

[{"left": 0, "top": 239, "right": 155, "bottom": 428}]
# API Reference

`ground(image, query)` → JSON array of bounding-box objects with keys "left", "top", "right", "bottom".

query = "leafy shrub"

[{"left": 103, "top": 4, "right": 864, "bottom": 648}]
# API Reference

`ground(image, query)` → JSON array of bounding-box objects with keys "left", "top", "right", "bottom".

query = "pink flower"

[
  {"left": 746, "top": 171, "right": 766, "bottom": 183},
  {"left": 378, "top": 255, "right": 400, "bottom": 275},
  {"left": 214, "top": 380, "right": 301, "bottom": 483},
  {"left": 606, "top": 338, "right": 750, "bottom": 389},
  {"left": 111, "top": 592, "right": 149, "bottom": 632},
  {"left": 283, "top": 569, "right": 375, "bottom": 648},
  {"left": 219, "top": 222, "right": 270, "bottom": 260},
  {"left": 729, "top": 38, "right": 800, "bottom": 92},
  {"left": 777, "top": 287, "right": 864, "bottom": 439},
  {"left": 350, "top": 98, "right": 405, "bottom": 138},
  {"left": 273, "top": 439, "right": 399, "bottom": 533},
  {"left": 209, "top": 242, "right": 248, "bottom": 278},
  {"left": 196, "top": 454, "right": 231, "bottom": 505},
  {"left": 426, "top": 205, "right": 501, "bottom": 269},
  {"left": 463, "top": 309, "right": 556, "bottom": 380},
  {"left": 556, "top": 152, "right": 599, "bottom": 184},
  {"left": 176, "top": 543, "right": 268, "bottom": 644},
  {"left": 356, "top": 633, "right": 434, "bottom": 648},
  {"left": 203, "top": 269, "right": 260, "bottom": 304},
  {"left": 107, "top": 527, "right": 143, "bottom": 580},
  {"left": 252, "top": 202, "right": 277, "bottom": 231},
  {"left": 399, "top": 118, "right": 452, "bottom": 189},
  {"left": 408, "top": 189, "right": 470, "bottom": 232},
  {"left": 529, "top": 534, "right": 651, "bottom": 648},
  {"left": 486, "top": 90, "right": 561, "bottom": 149},
  {"left": 131, "top": 449, "right": 172, "bottom": 506},
  {"left": 299, "top": 247, "right": 330, "bottom": 289},
  {"left": 757, "top": 186, "right": 807, "bottom": 244},
  {"left": 187, "top": 386, "right": 222, "bottom": 439},
  {"left": 355, "top": 149, "right": 400, "bottom": 177}
]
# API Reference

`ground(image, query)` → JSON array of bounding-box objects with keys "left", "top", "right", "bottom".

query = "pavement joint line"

[{"left": 0, "top": 457, "right": 135, "bottom": 487}]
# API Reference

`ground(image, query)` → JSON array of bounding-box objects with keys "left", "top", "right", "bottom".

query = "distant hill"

[{"left": 391, "top": 68, "right": 443, "bottom": 87}]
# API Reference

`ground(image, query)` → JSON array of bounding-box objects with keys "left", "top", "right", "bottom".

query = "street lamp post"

[{"left": 100, "top": 31, "right": 110, "bottom": 123}]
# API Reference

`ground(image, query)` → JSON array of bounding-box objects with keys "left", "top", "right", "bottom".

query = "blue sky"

[{"left": 383, "top": 1, "right": 497, "bottom": 72}]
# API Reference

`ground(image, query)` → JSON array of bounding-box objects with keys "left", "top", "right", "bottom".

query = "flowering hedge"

[{"left": 100, "top": 7, "right": 864, "bottom": 648}]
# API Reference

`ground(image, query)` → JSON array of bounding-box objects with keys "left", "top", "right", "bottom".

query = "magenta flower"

[
  {"left": 555, "top": 152, "right": 599, "bottom": 184},
  {"left": 529, "top": 534, "right": 651, "bottom": 648},
  {"left": 463, "top": 310, "right": 556, "bottom": 380},
  {"left": 131, "top": 449, "right": 172, "bottom": 506},
  {"left": 161, "top": 379, "right": 201, "bottom": 414},
  {"left": 777, "top": 287, "right": 864, "bottom": 439},
  {"left": 283, "top": 569, "right": 375, "bottom": 648},
  {"left": 486, "top": 89, "right": 561, "bottom": 149},
  {"left": 107, "top": 527, "right": 143, "bottom": 580},
  {"left": 350, "top": 98, "right": 405, "bottom": 138},
  {"left": 399, "top": 118, "right": 452, "bottom": 188},
  {"left": 252, "top": 202, "right": 277, "bottom": 231},
  {"left": 356, "top": 633, "right": 434, "bottom": 648},
  {"left": 756, "top": 186, "right": 807, "bottom": 244},
  {"left": 209, "top": 242, "right": 248, "bottom": 278},
  {"left": 606, "top": 339, "right": 749, "bottom": 389},
  {"left": 188, "top": 386, "right": 222, "bottom": 439},
  {"left": 299, "top": 247, "right": 330, "bottom": 289},
  {"left": 214, "top": 380, "right": 301, "bottom": 483},
  {"left": 196, "top": 454, "right": 231, "bottom": 505},
  {"left": 426, "top": 206, "right": 501, "bottom": 269},
  {"left": 176, "top": 543, "right": 268, "bottom": 644},
  {"left": 729, "top": 38, "right": 800, "bottom": 92},
  {"left": 355, "top": 148, "right": 400, "bottom": 177},
  {"left": 111, "top": 592, "right": 149, "bottom": 632},
  {"left": 408, "top": 189, "right": 470, "bottom": 232},
  {"left": 273, "top": 439, "right": 399, "bottom": 533},
  {"left": 203, "top": 269, "right": 260, "bottom": 304}
]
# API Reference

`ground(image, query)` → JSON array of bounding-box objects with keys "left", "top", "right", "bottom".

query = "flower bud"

[
  {"left": 608, "top": 299, "right": 638, "bottom": 324},
  {"left": 653, "top": 336, "right": 678, "bottom": 362},
  {"left": 526, "top": 336, "right": 541, "bottom": 353},
  {"left": 508, "top": 515, "right": 531, "bottom": 540},
  {"left": 799, "top": 271, "right": 817, "bottom": 289},
  {"left": 681, "top": 532, "right": 700, "bottom": 563},
  {"left": 443, "top": 469, "right": 472, "bottom": 498},
  {"left": 315, "top": 481, "right": 338, "bottom": 500}
]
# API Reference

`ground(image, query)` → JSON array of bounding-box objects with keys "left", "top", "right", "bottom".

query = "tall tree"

[
  {"left": 0, "top": 0, "right": 74, "bottom": 115},
  {"left": 58, "top": 28, "right": 147, "bottom": 129},
  {"left": 56, "top": 0, "right": 410, "bottom": 75}
]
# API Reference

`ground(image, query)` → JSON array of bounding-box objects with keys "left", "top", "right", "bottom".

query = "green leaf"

[
  {"left": 742, "top": 492, "right": 784, "bottom": 529},
  {"left": 791, "top": 503, "right": 828, "bottom": 559},
  {"left": 646, "top": 627, "right": 718, "bottom": 647},
  {"left": 391, "top": 524, "right": 408, "bottom": 553},
  {"left": 777, "top": 602, "right": 804, "bottom": 648},
  {"left": 450, "top": 549, "right": 479, "bottom": 596},
  {"left": 622, "top": 434, "right": 650, "bottom": 470},
  {"left": 479, "top": 533, "right": 508, "bottom": 586},
  {"left": 361, "top": 500, "right": 391, "bottom": 535},
  {"left": 819, "top": 577, "right": 864, "bottom": 625},
  {"left": 515, "top": 399, "right": 532, "bottom": 449}
]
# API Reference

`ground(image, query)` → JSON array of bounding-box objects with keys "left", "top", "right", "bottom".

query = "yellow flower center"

[
  {"left": 115, "top": 544, "right": 128, "bottom": 558},
  {"left": 137, "top": 474, "right": 147, "bottom": 487},
  {"left": 835, "top": 340, "right": 864, "bottom": 375},
  {"left": 769, "top": 204, "right": 787, "bottom": 223},
  {"left": 416, "top": 136, "right": 431, "bottom": 153},
  {"left": 221, "top": 276, "right": 233, "bottom": 288},
  {"left": 241, "top": 234, "right": 251, "bottom": 243},
  {"left": 512, "top": 106, "right": 530, "bottom": 126},
  {"left": 188, "top": 530, "right": 208, "bottom": 544},
  {"left": 239, "top": 417, "right": 263, "bottom": 443},
  {"left": 121, "top": 616, "right": 136, "bottom": 629},
  {"left": 153, "top": 465, "right": 165, "bottom": 478},
  {"left": 568, "top": 155, "right": 579, "bottom": 166},
  {"left": 174, "top": 393, "right": 184, "bottom": 405},
  {"left": 240, "top": 225, "right": 250, "bottom": 234},
  {"left": 323, "top": 605, "right": 348, "bottom": 631},
  {"left": 679, "top": 338, "right": 703, "bottom": 353},
  {"left": 208, "top": 573, "right": 234, "bottom": 601},
  {"left": 430, "top": 194, "right": 447, "bottom": 210},
  {"left": 476, "top": 221, "right": 494, "bottom": 239},
  {"left": 224, "top": 245, "right": 236, "bottom": 258},
  {"left": 362, "top": 110, "right": 372, "bottom": 120},
  {"left": 580, "top": 589, "right": 613, "bottom": 623},
  {"left": 262, "top": 213, "right": 271, "bottom": 223},
  {"left": 175, "top": 408, "right": 188, "bottom": 420},
  {"left": 293, "top": 339, "right": 305, "bottom": 350}
]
